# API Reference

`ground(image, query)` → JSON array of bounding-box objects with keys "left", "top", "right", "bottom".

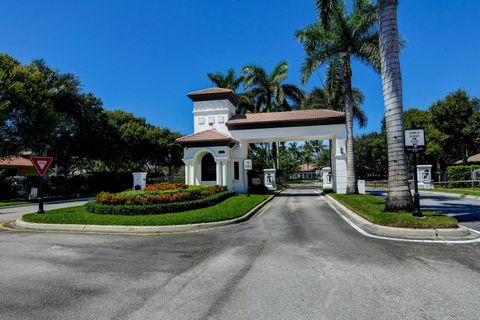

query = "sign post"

[
  {"left": 404, "top": 129, "right": 425, "bottom": 218},
  {"left": 243, "top": 159, "right": 253, "bottom": 197},
  {"left": 30, "top": 156, "right": 53, "bottom": 213}
]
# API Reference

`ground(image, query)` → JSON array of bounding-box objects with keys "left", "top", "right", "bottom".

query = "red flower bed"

[
  {"left": 144, "top": 183, "right": 187, "bottom": 192},
  {"left": 96, "top": 185, "right": 227, "bottom": 206}
]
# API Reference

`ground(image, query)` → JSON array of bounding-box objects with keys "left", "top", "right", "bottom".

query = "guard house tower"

[
  {"left": 176, "top": 88, "right": 249, "bottom": 193},
  {"left": 176, "top": 87, "right": 349, "bottom": 194}
]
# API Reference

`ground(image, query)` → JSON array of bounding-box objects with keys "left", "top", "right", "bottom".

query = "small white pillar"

[
  {"left": 322, "top": 167, "right": 332, "bottom": 189},
  {"left": 132, "top": 172, "right": 147, "bottom": 190},
  {"left": 263, "top": 169, "right": 277, "bottom": 191},
  {"left": 417, "top": 164, "right": 434, "bottom": 189},
  {"left": 332, "top": 138, "right": 348, "bottom": 194}
]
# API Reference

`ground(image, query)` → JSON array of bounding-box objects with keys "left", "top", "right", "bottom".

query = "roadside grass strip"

[
  {"left": 330, "top": 193, "right": 458, "bottom": 229},
  {"left": 22, "top": 194, "right": 269, "bottom": 226},
  {"left": 428, "top": 187, "right": 480, "bottom": 197},
  {"left": 0, "top": 200, "right": 30, "bottom": 207}
]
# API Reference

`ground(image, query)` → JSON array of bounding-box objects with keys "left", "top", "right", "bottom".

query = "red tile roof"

[
  {"left": 0, "top": 156, "right": 34, "bottom": 167},
  {"left": 176, "top": 128, "right": 238, "bottom": 147},
  {"left": 187, "top": 87, "right": 233, "bottom": 96},
  {"left": 226, "top": 109, "right": 345, "bottom": 130},
  {"left": 454, "top": 153, "right": 480, "bottom": 164},
  {"left": 297, "top": 163, "right": 319, "bottom": 172},
  {"left": 187, "top": 87, "right": 240, "bottom": 106}
]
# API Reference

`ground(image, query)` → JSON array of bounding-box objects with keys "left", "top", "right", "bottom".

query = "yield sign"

[{"left": 31, "top": 156, "right": 54, "bottom": 176}]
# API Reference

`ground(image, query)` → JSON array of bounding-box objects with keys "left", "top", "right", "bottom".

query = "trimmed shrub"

[
  {"left": 144, "top": 183, "right": 187, "bottom": 192},
  {"left": 84, "top": 190, "right": 235, "bottom": 215},
  {"left": 447, "top": 165, "right": 480, "bottom": 181},
  {"left": 96, "top": 185, "right": 227, "bottom": 206}
]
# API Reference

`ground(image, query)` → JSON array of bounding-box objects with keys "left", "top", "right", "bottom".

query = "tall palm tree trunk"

[
  {"left": 379, "top": 0, "right": 413, "bottom": 211},
  {"left": 344, "top": 57, "right": 357, "bottom": 194}
]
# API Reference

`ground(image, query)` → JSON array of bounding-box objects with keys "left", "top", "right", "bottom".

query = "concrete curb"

[
  {"left": 12, "top": 193, "right": 277, "bottom": 234},
  {"left": 420, "top": 190, "right": 480, "bottom": 201},
  {"left": 325, "top": 194, "right": 478, "bottom": 241}
]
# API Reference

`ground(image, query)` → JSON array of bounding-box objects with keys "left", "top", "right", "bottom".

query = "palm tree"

[
  {"left": 207, "top": 68, "right": 244, "bottom": 91},
  {"left": 301, "top": 58, "right": 368, "bottom": 128},
  {"left": 296, "top": 0, "right": 380, "bottom": 194},
  {"left": 207, "top": 68, "right": 254, "bottom": 113},
  {"left": 378, "top": 0, "right": 413, "bottom": 210},
  {"left": 242, "top": 61, "right": 304, "bottom": 113},
  {"left": 242, "top": 61, "right": 305, "bottom": 170}
]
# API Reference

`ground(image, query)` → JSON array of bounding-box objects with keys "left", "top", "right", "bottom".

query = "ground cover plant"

[
  {"left": 23, "top": 194, "right": 269, "bottom": 226},
  {"left": 330, "top": 193, "right": 458, "bottom": 229}
]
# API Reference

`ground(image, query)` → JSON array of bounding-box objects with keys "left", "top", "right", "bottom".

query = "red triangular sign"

[{"left": 31, "top": 156, "right": 54, "bottom": 176}]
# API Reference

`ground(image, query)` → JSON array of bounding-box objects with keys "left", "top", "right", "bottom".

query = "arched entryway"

[{"left": 201, "top": 153, "right": 216, "bottom": 182}]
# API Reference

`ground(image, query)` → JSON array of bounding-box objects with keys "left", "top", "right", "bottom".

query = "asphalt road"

[
  {"left": 1, "top": 186, "right": 479, "bottom": 320},
  {"left": 0, "top": 199, "right": 92, "bottom": 224}
]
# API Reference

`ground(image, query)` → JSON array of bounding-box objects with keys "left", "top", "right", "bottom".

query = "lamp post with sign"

[
  {"left": 244, "top": 159, "right": 253, "bottom": 197},
  {"left": 404, "top": 129, "right": 425, "bottom": 218}
]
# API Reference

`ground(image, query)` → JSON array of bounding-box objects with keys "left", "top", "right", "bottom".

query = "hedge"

[
  {"left": 447, "top": 165, "right": 480, "bottom": 181},
  {"left": 84, "top": 190, "right": 235, "bottom": 215},
  {"left": 96, "top": 185, "right": 227, "bottom": 206}
]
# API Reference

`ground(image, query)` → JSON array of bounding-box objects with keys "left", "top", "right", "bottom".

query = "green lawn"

[
  {"left": 0, "top": 200, "right": 30, "bottom": 207},
  {"left": 428, "top": 187, "right": 480, "bottom": 197},
  {"left": 330, "top": 193, "right": 458, "bottom": 229},
  {"left": 22, "top": 194, "right": 269, "bottom": 226}
]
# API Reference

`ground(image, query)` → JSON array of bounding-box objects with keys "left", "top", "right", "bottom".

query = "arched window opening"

[{"left": 201, "top": 153, "right": 216, "bottom": 181}]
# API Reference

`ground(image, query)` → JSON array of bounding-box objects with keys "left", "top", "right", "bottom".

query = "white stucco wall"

[{"left": 193, "top": 99, "right": 236, "bottom": 134}]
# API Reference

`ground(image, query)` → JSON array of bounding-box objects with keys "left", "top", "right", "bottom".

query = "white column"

[
  {"left": 216, "top": 160, "right": 222, "bottom": 185},
  {"left": 222, "top": 160, "right": 228, "bottom": 187},
  {"left": 189, "top": 162, "right": 195, "bottom": 185},
  {"left": 185, "top": 162, "right": 190, "bottom": 185},
  {"left": 333, "top": 137, "right": 347, "bottom": 194}
]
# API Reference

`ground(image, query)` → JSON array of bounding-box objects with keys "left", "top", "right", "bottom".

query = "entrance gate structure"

[{"left": 175, "top": 88, "right": 348, "bottom": 194}]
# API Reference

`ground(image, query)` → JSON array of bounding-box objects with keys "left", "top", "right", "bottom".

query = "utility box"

[
  {"left": 357, "top": 179, "right": 366, "bottom": 194},
  {"left": 132, "top": 172, "right": 147, "bottom": 190},
  {"left": 417, "top": 165, "right": 434, "bottom": 189},
  {"left": 29, "top": 187, "right": 38, "bottom": 200},
  {"left": 263, "top": 169, "right": 277, "bottom": 191}
]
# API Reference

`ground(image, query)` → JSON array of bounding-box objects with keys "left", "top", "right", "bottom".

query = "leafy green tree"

[
  {"left": 0, "top": 54, "right": 57, "bottom": 156},
  {"left": 403, "top": 108, "right": 448, "bottom": 176},
  {"left": 354, "top": 132, "right": 388, "bottom": 180},
  {"left": 279, "top": 144, "right": 302, "bottom": 177},
  {"left": 430, "top": 90, "right": 480, "bottom": 164},
  {"left": 296, "top": 0, "right": 380, "bottom": 193}
]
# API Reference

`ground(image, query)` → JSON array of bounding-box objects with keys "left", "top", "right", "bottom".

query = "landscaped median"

[
  {"left": 15, "top": 183, "right": 273, "bottom": 233},
  {"left": 325, "top": 192, "right": 478, "bottom": 241}
]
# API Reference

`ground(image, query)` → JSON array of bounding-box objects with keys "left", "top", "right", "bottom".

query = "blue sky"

[{"left": 1, "top": 0, "right": 479, "bottom": 135}]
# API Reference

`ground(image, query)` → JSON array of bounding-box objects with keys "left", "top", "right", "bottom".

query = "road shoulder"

[{"left": 325, "top": 194, "right": 480, "bottom": 243}]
